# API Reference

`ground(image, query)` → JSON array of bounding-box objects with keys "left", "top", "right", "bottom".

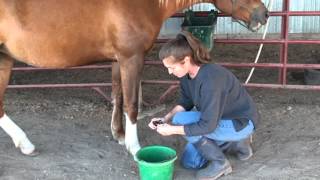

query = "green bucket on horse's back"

[
  {"left": 182, "top": 10, "right": 218, "bottom": 51},
  {"left": 135, "top": 145, "right": 177, "bottom": 180}
]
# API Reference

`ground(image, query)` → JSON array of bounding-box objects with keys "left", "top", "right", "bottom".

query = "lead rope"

[{"left": 245, "top": 0, "right": 274, "bottom": 84}]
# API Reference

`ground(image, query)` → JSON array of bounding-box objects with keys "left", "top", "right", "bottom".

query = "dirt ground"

[{"left": 0, "top": 42, "right": 320, "bottom": 180}]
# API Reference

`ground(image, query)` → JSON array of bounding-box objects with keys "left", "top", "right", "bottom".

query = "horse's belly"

[{"left": 5, "top": 35, "right": 114, "bottom": 68}]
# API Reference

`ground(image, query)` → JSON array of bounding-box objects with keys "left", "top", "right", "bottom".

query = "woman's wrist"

[
  {"left": 172, "top": 125, "right": 185, "bottom": 135},
  {"left": 163, "top": 114, "right": 171, "bottom": 123},
  {"left": 161, "top": 117, "right": 167, "bottom": 123}
]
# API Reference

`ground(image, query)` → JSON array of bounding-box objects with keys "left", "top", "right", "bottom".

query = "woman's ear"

[{"left": 183, "top": 56, "right": 192, "bottom": 65}]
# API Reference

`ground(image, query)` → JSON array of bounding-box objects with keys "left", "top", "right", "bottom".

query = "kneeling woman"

[{"left": 149, "top": 31, "right": 259, "bottom": 180}]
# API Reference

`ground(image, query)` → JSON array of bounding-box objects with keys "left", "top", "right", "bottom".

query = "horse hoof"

[
  {"left": 21, "top": 149, "right": 40, "bottom": 157},
  {"left": 113, "top": 134, "right": 125, "bottom": 145},
  {"left": 118, "top": 138, "right": 125, "bottom": 145},
  {"left": 111, "top": 130, "right": 125, "bottom": 145},
  {"left": 126, "top": 143, "right": 141, "bottom": 156}
]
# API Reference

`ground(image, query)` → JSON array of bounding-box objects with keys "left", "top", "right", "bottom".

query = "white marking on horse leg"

[
  {"left": 124, "top": 113, "right": 141, "bottom": 156},
  {"left": 0, "top": 114, "right": 35, "bottom": 155},
  {"left": 111, "top": 99, "right": 125, "bottom": 145}
]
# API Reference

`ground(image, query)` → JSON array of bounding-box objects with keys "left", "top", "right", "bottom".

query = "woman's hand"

[
  {"left": 156, "top": 124, "right": 185, "bottom": 136},
  {"left": 148, "top": 117, "right": 165, "bottom": 130},
  {"left": 156, "top": 123, "right": 174, "bottom": 136}
]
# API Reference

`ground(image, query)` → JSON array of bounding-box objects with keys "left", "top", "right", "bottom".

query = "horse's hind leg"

[
  {"left": 0, "top": 53, "right": 37, "bottom": 156},
  {"left": 111, "top": 62, "right": 125, "bottom": 144}
]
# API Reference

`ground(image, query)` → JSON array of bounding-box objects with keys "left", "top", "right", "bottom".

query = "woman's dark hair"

[{"left": 159, "top": 30, "right": 211, "bottom": 65}]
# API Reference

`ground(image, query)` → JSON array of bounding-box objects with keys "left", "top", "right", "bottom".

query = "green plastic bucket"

[
  {"left": 135, "top": 145, "right": 177, "bottom": 180},
  {"left": 181, "top": 10, "right": 218, "bottom": 51}
]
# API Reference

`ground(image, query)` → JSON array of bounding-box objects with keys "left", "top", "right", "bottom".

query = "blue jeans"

[
  {"left": 172, "top": 111, "right": 255, "bottom": 169},
  {"left": 172, "top": 111, "right": 254, "bottom": 143}
]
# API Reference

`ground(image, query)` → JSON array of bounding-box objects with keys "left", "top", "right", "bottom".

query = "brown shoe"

[
  {"left": 194, "top": 137, "right": 233, "bottom": 180},
  {"left": 235, "top": 136, "right": 253, "bottom": 161},
  {"left": 196, "top": 160, "right": 232, "bottom": 180}
]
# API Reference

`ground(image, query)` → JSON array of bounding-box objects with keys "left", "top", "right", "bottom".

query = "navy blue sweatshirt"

[{"left": 178, "top": 64, "right": 259, "bottom": 136}]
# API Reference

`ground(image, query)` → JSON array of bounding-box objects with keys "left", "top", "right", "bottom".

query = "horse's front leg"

[
  {"left": 0, "top": 53, "right": 38, "bottom": 156},
  {"left": 111, "top": 62, "right": 125, "bottom": 144},
  {"left": 119, "top": 54, "right": 144, "bottom": 156}
]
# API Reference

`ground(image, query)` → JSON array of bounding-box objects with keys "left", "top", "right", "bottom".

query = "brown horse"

[{"left": 0, "top": 0, "right": 268, "bottom": 156}]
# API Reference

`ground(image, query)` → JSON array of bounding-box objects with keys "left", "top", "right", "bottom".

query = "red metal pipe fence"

[
  {"left": 8, "top": 0, "right": 320, "bottom": 104},
  {"left": 159, "top": 0, "right": 320, "bottom": 91}
]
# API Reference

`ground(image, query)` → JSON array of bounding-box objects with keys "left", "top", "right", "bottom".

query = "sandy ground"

[{"left": 0, "top": 44, "right": 320, "bottom": 180}]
